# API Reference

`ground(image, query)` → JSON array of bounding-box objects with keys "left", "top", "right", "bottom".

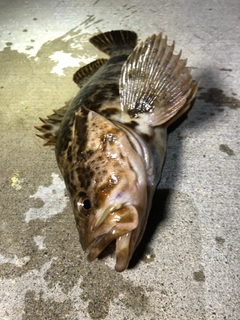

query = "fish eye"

[{"left": 77, "top": 195, "right": 91, "bottom": 217}]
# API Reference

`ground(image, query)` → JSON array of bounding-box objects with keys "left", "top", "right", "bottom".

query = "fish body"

[{"left": 36, "top": 30, "right": 198, "bottom": 271}]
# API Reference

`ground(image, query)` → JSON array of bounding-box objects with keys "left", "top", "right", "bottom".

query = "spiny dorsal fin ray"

[
  {"left": 35, "top": 100, "right": 72, "bottom": 146},
  {"left": 89, "top": 30, "right": 137, "bottom": 56},
  {"left": 119, "top": 33, "right": 199, "bottom": 127},
  {"left": 73, "top": 58, "right": 108, "bottom": 88}
]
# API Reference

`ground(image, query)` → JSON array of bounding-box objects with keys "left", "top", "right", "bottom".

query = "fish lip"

[
  {"left": 115, "top": 232, "right": 132, "bottom": 272},
  {"left": 86, "top": 205, "right": 138, "bottom": 271},
  {"left": 92, "top": 204, "right": 122, "bottom": 230},
  {"left": 86, "top": 230, "right": 132, "bottom": 272}
]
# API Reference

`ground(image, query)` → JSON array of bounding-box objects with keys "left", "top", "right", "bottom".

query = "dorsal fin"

[
  {"left": 35, "top": 100, "right": 72, "bottom": 146},
  {"left": 89, "top": 30, "right": 137, "bottom": 56},
  {"left": 73, "top": 58, "right": 108, "bottom": 88},
  {"left": 119, "top": 33, "right": 199, "bottom": 128}
]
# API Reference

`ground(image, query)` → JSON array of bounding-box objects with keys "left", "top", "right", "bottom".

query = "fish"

[{"left": 36, "top": 30, "right": 199, "bottom": 272}]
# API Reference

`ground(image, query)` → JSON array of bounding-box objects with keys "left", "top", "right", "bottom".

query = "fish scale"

[{"left": 36, "top": 29, "right": 199, "bottom": 272}]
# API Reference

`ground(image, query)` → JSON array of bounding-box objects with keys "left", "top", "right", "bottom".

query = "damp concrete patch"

[
  {"left": 0, "top": 259, "right": 68, "bottom": 320},
  {"left": 198, "top": 87, "right": 240, "bottom": 110},
  {"left": 219, "top": 144, "right": 235, "bottom": 156}
]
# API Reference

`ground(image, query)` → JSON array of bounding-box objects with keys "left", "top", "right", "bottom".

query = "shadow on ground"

[{"left": 129, "top": 68, "right": 226, "bottom": 269}]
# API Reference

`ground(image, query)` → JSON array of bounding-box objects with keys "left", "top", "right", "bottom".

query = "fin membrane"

[
  {"left": 35, "top": 100, "right": 71, "bottom": 146},
  {"left": 73, "top": 58, "right": 108, "bottom": 87},
  {"left": 119, "top": 33, "right": 199, "bottom": 127},
  {"left": 89, "top": 30, "right": 137, "bottom": 56}
]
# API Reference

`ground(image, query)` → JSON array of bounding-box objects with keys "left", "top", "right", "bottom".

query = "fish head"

[{"left": 62, "top": 108, "right": 150, "bottom": 272}]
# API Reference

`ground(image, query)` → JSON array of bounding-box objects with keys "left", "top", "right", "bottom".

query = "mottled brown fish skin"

[
  {"left": 56, "top": 55, "right": 132, "bottom": 161},
  {"left": 55, "top": 31, "right": 142, "bottom": 271},
  {"left": 55, "top": 33, "right": 137, "bottom": 195},
  {"left": 36, "top": 30, "right": 199, "bottom": 272}
]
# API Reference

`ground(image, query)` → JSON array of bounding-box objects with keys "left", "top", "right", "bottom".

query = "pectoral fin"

[{"left": 119, "top": 32, "right": 199, "bottom": 127}]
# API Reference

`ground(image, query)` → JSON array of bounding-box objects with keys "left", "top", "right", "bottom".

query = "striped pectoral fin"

[
  {"left": 150, "top": 78, "right": 200, "bottom": 127},
  {"left": 119, "top": 32, "right": 199, "bottom": 128},
  {"left": 73, "top": 59, "right": 108, "bottom": 88},
  {"left": 35, "top": 99, "right": 72, "bottom": 146}
]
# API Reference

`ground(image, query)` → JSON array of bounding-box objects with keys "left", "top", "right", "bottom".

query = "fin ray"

[
  {"left": 89, "top": 30, "right": 137, "bottom": 56},
  {"left": 35, "top": 100, "right": 72, "bottom": 146},
  {"left": 73, "top": 58, "right": 108, "bottom": 88},
  {"left": 120, "top": 33, "right": 199, "bottom": 127}
]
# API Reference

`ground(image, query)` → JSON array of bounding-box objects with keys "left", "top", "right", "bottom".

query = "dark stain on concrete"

[
  {"left": 43, "top": 252, "right": 149, "bottom": 319},
  {"left": 1, "top": 203, "right": 150, "bottom": 320},
  {"left": 23, "top": 291, "right": 71, "bottom": 320},
  {"left": 219, "top": 144, "right": 235, "bottom": 156},
  {"left": 80, "top": 265, "right": 149, "bottom": 319},
  {"left": 215, "top": 236, "right": 225, "bottom": 245},
  {"left": 161, "top": 288, "right": 168, "bottom": 295},
  {"left": 26, "top": 46, "right": 34, "bottom": 51},
  {"left": 219, "top": 68, "right": 232, "bottom": 72},
  {"left": 193, "top": 271, "right": 205, "bottom": 282},
  {"left": 80, "top": 14, "right": 104, "bottom": 28},
  {"left": 178, "top": 133, "right": 188, "bottom": 140},
  {"left": 0, "top": 263, "right": 23, "bottom": 279},
  {"left": 42, "top": 212, "right": 150, "bottom": 319},
  {"left": 6, "top": 42, "right": 13, "bottom": 46},
  {"left": 198, "top": 88, "right": 240, "bottom": 110},
  {"left": 23, "top": 29, "right": 28, "bottom": 32}
]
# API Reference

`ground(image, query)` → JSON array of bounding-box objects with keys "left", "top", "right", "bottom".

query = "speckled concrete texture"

[{"left": 0, "top": 0, "right": 239, "bottom": 319}]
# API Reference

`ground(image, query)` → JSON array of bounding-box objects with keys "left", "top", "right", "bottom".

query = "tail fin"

[
  {"left": 119, "top": 33, "right": 199, "bottom": 127},
  {"left": 89, "top": 30, "right": 137, "bottom": 56}
]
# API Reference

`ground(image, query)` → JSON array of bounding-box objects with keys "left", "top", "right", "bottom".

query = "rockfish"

[{"left": 36, "top": 30, "right": 198, "bottom": 272}]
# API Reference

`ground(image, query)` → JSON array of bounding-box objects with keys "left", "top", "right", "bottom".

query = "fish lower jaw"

[
  {"left": 115, "top": 232, "right": 132, "bottom": 272},
  {"left": 86, "top": 231, "right": 132, "bottom": 272}
]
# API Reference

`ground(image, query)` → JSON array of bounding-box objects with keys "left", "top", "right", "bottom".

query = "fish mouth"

[
  {"left": 86, "top": 205, "right": 138, "bottom": 272},
  {"left": 87, "top": 231, "right": 132, "bottom": 272}
]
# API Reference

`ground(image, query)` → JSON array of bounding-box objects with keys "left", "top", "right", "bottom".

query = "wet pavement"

[{"left": 0, "top": 0, "right": 239, "bottom": 319}]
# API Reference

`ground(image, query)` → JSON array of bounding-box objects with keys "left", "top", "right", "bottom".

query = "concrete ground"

[{"left": 0, "top": 0, "right": 239, "bottom": 319}]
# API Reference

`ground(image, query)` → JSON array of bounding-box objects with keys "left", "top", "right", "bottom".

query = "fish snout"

[{"left": 86, "top": 205, "right": 139, "bottom": 271}]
